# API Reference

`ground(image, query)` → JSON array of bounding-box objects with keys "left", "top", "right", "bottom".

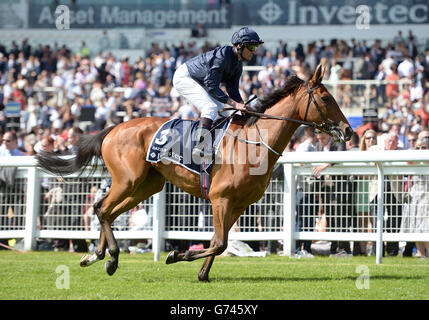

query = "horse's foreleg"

[
  {"left": 198, "top": 254, "right": 215, "bottom": 282},
  {"left": 197, "top": 206, "right": 246, "bottom": 282},
  {"left": 197, "top": 207, "right": 244, "bottom": 282},
  {"left": 166, "top": 199, "right": 234, "bottom": 282},
  {"left": 165, "top": 233, "right": 228, "bottom": 275}
]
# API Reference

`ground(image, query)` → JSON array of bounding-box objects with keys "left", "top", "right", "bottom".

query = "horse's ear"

[{"left": 311, "top": 64, "right": 327, "bottom": 84}]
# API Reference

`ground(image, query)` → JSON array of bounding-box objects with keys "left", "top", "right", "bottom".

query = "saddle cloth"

[{"left": 146, "top": 117, "right": 233, "bottom": 199}]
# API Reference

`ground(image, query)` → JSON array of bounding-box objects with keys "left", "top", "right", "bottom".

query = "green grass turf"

[{"left": 0, "top": 251, "right": 428, "bottom": 300}]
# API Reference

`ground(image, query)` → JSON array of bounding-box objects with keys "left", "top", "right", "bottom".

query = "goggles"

[{"left": 245, "top": 44, "right": 258, "bottom": 52}]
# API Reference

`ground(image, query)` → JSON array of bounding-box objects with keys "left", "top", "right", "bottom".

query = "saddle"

[{"left": 146, "top": 117, "right": 233, "bottom": 201}]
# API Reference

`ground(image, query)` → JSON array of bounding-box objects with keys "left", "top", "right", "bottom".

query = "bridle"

[
  {"left": 302, "top": 82, "right": 340, "bottom": 135},
  {"left": 244, "top": 82, "right": 338, "bottom": 132},
  {"left": 220, "top": 81, "right": 345, "bottom": 156}
]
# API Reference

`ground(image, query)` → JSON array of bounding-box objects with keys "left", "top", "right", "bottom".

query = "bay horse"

[{"left": 35, "top": 64, "right": 353, "bottom": 282}]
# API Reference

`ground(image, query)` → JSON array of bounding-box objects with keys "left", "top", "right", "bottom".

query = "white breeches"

[{"left": 173, "top": 63, "right": 225, "bottom": 121}]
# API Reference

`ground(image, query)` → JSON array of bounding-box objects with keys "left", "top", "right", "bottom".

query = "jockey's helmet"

[{"left": 231, "top": 27, "right": 264, "bottom": 46}]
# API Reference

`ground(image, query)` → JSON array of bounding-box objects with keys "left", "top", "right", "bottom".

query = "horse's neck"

[{"left": 257, "top": 93, "right": 302, "bottom": 157}]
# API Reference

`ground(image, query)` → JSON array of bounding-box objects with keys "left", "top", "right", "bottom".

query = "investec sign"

[
  {"left": 256, "top": 0, "right": 428, "bottom": 25},
  {"left": 29, "top": 0, "right": 428, "bottom": 28}
]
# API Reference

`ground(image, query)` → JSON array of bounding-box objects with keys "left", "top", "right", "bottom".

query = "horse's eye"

[{"left": 321, "top": 96, "right": 330, "bottom": 103}]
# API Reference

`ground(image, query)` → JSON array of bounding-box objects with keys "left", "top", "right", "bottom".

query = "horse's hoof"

[
  {"left": 105, "top": 260, "right": 118, "bottom": 276},
  {"left": 166, "top": 250, "right": 179, "bottom": 264},
  {"left": 80, "top": 254, "right": 90, "bottom": 267},
  {"left": 198, "top": 273, "right": 210, "bottom": 282},
  {"left": 80, "top": 253, "right": 100, "bottom": 267}
]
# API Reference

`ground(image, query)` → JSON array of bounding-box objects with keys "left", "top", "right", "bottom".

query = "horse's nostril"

[{"left": 345, "top": 126, "right": 354, "bottom": 140}]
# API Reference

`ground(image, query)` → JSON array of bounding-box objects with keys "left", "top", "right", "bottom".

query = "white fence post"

[
  {"left": 376, "top": 162, "right": 384, "bottom": 264},
  {"left": 283, "top": 163, "right": 296, "bottom": 256},
  {"left": 24, "top": 167, "right": 40, "bottom": 250},
  {"left": 152, "top": 186, "right": 166, "bottom": 262},
  {"left": 365, "top": 82, "right": 371, "bottom": 109}
]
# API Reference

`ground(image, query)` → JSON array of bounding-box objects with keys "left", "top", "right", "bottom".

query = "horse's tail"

[{"left": 35, "top": 125, "right": 116, "bottom": 177}]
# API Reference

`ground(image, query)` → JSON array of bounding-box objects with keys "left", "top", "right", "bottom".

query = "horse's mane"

[{"left": 245, "top": 75, "right": 305, "bottom": 126}]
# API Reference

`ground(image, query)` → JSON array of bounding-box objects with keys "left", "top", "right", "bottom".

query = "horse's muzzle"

[
  {"left": 343, "top": 126, "right": 354, "bottom": 141},
  {"left": 327, "top": 123, "right": 354, "bottom": 143}
]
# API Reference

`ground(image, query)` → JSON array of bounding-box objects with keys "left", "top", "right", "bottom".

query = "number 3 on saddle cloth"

[{"left": 146, "top": 117, "right": 233, "bottom": 201}]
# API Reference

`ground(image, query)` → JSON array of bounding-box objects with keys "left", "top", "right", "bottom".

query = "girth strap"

[{"left": 200, "top": 160, "right": 210, "bottom": 201}]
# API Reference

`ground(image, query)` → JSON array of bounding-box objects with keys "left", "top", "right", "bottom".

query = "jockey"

[{"left": 172, "top": 26, "right": 264, "bottom": 158}]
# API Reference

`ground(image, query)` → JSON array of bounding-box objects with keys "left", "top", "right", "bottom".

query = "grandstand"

[{"left": 2, "top": 1, "right": 429, "bottom": 57}]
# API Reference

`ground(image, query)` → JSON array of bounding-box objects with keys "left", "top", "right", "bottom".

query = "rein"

[
  {"left": 222, "top": 81, "right": 340, "bottom": 156},
  {"left": 223, "top": 82, "right": 335, "bottom": 133},
  {"left": 223, "top": 107, "right": 322, "bottom": 129}
]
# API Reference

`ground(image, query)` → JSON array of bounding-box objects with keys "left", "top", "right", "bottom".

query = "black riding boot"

[{"left": 192, "top": 117, "right": 213, "bottom": 159}]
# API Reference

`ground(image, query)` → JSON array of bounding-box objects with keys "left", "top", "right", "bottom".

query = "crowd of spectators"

[{"left": 0, "top": 29, "right": 428, "bottom": 153}]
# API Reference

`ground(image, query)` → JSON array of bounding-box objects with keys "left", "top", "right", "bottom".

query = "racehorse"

[{"left": 35, "top": 64, "right": 353, "bottom": 282}]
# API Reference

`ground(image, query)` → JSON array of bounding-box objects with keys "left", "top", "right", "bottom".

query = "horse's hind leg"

[
  {"left": 101, "top": 170, "right": 165, "bottom": 276},
  {"left": 79, "top": 231, "right": 106, "bottom": 267},
  {"left": 80, "top": 195, "right": 108, "bottom": 267},
  {"left": 99, "top": 184, "right": 141, "bottom": 276},
  {"left": 80, "top": 232, "right": 106, "bottom": 267}
]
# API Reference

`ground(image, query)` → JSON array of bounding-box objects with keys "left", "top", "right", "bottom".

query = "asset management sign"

[
  {"left": 29, "top": 0, "right": 429, "bottom": 29},
  {"left": 30, "top": 2, "right": 229, "bottom": 29}
]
